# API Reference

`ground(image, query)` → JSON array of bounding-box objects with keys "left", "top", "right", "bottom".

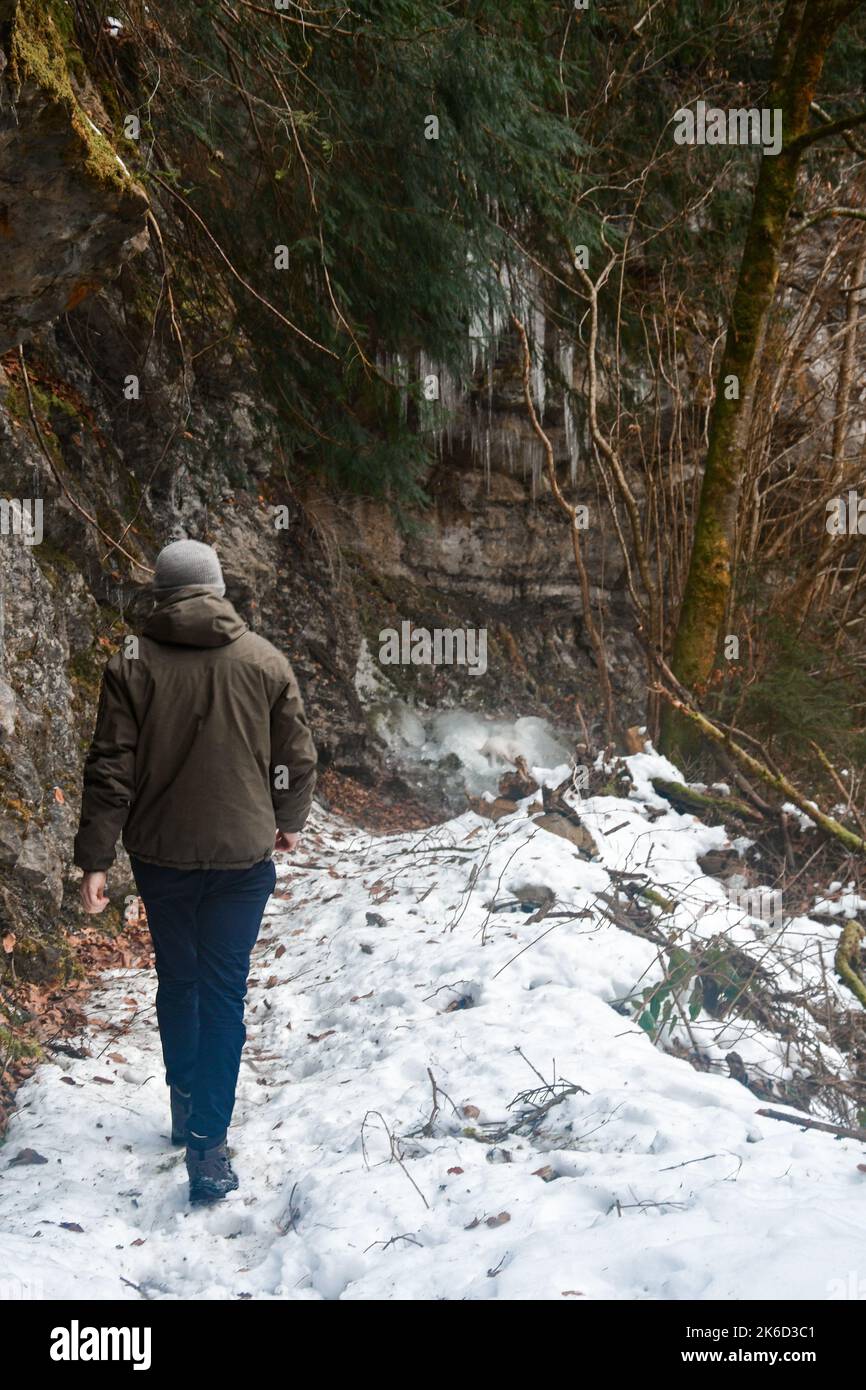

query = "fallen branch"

[
  {"left": 835, "top": 920, "right": 866, "bottom": 1009},
  {"left": 652, "top": 690, "right": 866, "bottom": 857},
  {"left": 638, "top": 633, "right": 773, "bottom": 813},
  {"left": 811, "top": 741, "right": 866, "bottom": 842},
  {"left": 756, "top": 1107, "right": 866, "bottom": 1143}
]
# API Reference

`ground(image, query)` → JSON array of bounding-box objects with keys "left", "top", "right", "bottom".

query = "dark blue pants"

[{"left": 129, "top": 854, "right": 277, "bottom": 1145}]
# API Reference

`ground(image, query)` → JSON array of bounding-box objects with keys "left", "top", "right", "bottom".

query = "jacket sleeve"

[
  {"left": 73, "top": 657, "right": 139, "bottom": 872},
  {"left": 270, "top": 661, "right": 317, "bottom": 833}
]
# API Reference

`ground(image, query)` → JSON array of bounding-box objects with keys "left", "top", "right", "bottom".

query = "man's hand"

[
  {"left": 274, "top": 830, "right": 299, "bottom": 853},
  {"left": 80, "top": 871, "right": 110, "bottom": 914}
]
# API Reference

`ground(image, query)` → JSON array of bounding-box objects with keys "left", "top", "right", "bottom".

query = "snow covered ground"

[{"left": 1, "top": 752, "right": 865, "bottom": 1302}]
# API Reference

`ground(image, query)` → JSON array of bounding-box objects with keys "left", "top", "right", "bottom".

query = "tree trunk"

[{"left": 661, "top": 0, "right": 861, "bottom": 762}]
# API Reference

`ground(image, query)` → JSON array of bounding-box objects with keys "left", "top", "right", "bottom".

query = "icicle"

[
  {"left": 388, "top": 349, "right": 407, "bottom": 423},
  {"left": 531, "top": 295, "right": 546, "bottom": 423},
  {"left": 555, "top": 337, "right": 578, "bottom": 485}
]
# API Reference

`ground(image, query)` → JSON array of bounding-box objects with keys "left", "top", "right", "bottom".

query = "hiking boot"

[
  {"left": 185, "top": 1140, "right": 239, "bottom": 1205},
  {"left": 170, "top": 1086, "right": 192, "bottom": 1145}
]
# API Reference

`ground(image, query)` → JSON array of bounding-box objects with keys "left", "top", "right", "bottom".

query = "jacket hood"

[{"left": 143, "top": 586, "right": 248, "bottom": 648}]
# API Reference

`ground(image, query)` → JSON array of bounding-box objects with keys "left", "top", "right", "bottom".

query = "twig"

[
  {"left": 276, "top": 1181, "right": 300, "bottom": 1235},
  {"left": 17, "top": 348, "right": 153, "bottom": 576},
  {"left": 658, "top": 1152, "right": 725, "bottom": 1172},
  {"left": 363, "top": 1233, "right": 423, "bottom": 1254},
  {"left": 420, "top": 1066, "right": 460, "bottom": 1137},
  {"left": 360, "top": 1110, "right": 429, "bottom": 1210},
  {"left": 119, "top": 1275, "right": 148, "bottom": 1297},
  {"left": 512, "top": 311, "right": 617, "bottom": 742},
  {"left": 151, "top": 173, "right": 338, "bottom": 358}
]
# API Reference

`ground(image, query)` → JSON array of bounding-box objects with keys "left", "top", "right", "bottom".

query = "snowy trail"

[{"left": 1, "top": 753, "right": 865, "bottom": 1302}]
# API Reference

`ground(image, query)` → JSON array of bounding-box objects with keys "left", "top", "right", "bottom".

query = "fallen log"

[
  {"left": 651, "top": 777, "right": 763, "bottom": 824},
  {"left": 652, "top": 690, "right": 866, "bottom": 858}
]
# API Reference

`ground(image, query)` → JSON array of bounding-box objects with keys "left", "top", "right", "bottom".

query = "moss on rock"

[{"left": 6, "top": 0, "right": 131, "bottom": 193}]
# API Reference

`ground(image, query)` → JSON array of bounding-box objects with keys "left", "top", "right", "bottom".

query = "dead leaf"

[
  {"left": 467, "top": 795, "right": 520, "bottom": 822},
  {"left": 53, "top": 786, "right": 65, "bottom": 804},
  {"left": 532, "top": 1165, "right": 558, "bottom": 1182},
  {"left": 107, "top": 1053, "right": 127, "bottom": 1064},
  {"left": 462, "top": 1104, "right": 480, "bottom": 1119},
  {"left": 350, "top": 990, "right": 374, "bottom": 1003},
  {"left": 486, "top": 1211, "right": 511, "bottom": 1228},
  {"left": 92, "top": 1076, "right": 115, "bottom": 1085},
  {"left": 447, "top": 1166, "right": 464, "bottom": 1175},
  {"left": 307, "top": 1030, "right": 336, "bottom": 1043},
  {"left": 264, "top": 976, "right": 279, "bottom": 989},
  {"left": 130, "top": 1238, "right": 146, "bottom": 1247},
  {"left": 275, "top": 944, "right": 286, "bottom": 958},
  {"left": 624, "top": 726, "right": 646, "bottom": 755},
  {"left": 8, "top": 1148, "right": 48, "bottom": 1166},
  {"left": 60, "top": 1222, "right": 84, "bottom": 1233},
  {"left": 2, "top": 932, "right": 15, "bottom": 954},
  {"left": 533, "top": 812, "right": 598, "bottom": 855},
  {"left": 60, "top": 1076, "right": 77, "bottom": 1086}
]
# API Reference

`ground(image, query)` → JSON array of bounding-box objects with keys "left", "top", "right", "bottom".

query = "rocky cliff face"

[
  {"left": 0, "top": 0, "right": 148, "bottom": 353},
  {"left": 0, "top": 3, "right": 645, "bottom": 992}
]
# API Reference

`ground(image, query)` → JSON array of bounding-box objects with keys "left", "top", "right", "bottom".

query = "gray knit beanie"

[{"left": 153, "top": 540, "right": 226, "bottom": 597}]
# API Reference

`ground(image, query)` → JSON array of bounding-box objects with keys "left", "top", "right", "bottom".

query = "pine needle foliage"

[{"left": 108, "top": 0, "right": 601, "bottom": 497}]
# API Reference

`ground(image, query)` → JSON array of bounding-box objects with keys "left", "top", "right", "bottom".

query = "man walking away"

[{"left": 73, "top": 540, "right": 317, "bottom": 1204}]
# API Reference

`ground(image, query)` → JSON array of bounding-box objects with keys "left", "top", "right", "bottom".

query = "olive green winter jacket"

[{"left": 73, "top": 586, "right": 317, "bottom": 872}]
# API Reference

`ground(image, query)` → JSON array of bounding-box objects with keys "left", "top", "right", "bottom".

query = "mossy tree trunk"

[{"left": 661, "top": 0, "right": 864, "bottom": 762}]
